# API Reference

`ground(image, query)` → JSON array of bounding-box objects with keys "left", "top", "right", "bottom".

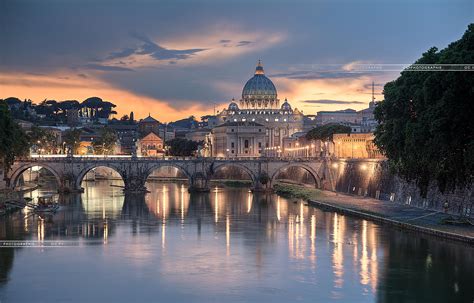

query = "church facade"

[{"left": 209, "top": 62, "right": 305, "bottom": 157}]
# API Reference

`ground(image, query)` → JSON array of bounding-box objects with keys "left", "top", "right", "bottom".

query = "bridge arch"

[
  {"left": 75, "top": 164, "right": 125, "bottom": 189},
  {"left": 9, "top": 163, "right": 62, "bottom": 189},
  {"left": 145, "top": 163, "right": 192, "bottom": 183},
  {"left": 271, "top": 163, "right": 321, "bottom": 188},
  {"left": 210, "top": 162, "right": 258, "bottom": 184}
]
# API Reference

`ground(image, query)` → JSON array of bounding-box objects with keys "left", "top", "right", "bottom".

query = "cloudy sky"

[{"left": 1, "top": 0, "right": 472, "bottom": 121}]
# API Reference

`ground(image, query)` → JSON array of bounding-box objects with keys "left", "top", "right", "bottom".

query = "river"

[{"left": 0, "top": 181, "right": 472, "bottom": 302}]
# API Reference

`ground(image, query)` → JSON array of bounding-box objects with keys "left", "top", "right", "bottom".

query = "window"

[
  {"left": 258, "top": 142, "right": 262, "bottom": 148},
  {"left": 231, "top": 150, "right": 234, "bottom": 154},
  {"left": 259, "top": 129, "right": 262, "bottom": 132},
  {"left": 231, "top": 129, "right": 234, "bottom": 132},
  {"left": 244, "top": 140, "right": 249, "bottom": 148},
  {"left": 231, "top": 142, "right": 234, "bottom": 148}
]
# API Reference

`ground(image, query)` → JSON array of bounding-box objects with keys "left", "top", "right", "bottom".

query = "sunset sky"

[{"left": 1, "top": 0, "right": 472, "bottom": 122}]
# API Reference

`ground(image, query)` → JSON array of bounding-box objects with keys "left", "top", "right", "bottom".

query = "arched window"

[{"left": 244, "top": 140, "right": 249, "bottom": 148}]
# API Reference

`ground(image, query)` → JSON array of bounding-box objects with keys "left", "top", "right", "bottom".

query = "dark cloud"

[
  {"left": 126, "top": 32, "right": 206, "bottom": 61},
  {"left": 236, "top": 40, "right": 252, "bottom": 47},
  {"left": 301, "top": 99, "right": 366, "bottom": 105},
  {"left": 1, "top": 0, "right": 471, "bottom": 111},
  {"left": 106, "top": 47, "right": 136, "bottom": 60},
  {"left": 271, "top": 70, "right": 371, "bottom": 80},
  {"left": 84, "top": 64, "right": 134, "bottom": 72}
]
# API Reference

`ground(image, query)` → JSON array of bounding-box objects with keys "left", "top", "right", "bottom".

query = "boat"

[
  {"left": 0, "top": 200, "right": 27, "bottom": 216},
  {"left": 34, "top": 203, "right": 60, "bottom": 213},
  {"left": 34, "top": 196, "right": 60, "bottom": 214}
]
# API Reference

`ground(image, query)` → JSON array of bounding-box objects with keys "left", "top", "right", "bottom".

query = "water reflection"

[{"left": 0, "top": 181, "right": 472, "bottom": 302}]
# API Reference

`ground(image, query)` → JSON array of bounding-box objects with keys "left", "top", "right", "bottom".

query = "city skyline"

[{"left": 1, "top": 0, "right": 472, "bottom": 121}]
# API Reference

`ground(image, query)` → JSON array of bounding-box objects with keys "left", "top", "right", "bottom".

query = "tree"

[
  {"left": 28, "top": 126, "right": 58, "bottom": 154},
  {"left": 166, "top": 138, "right": 200, "bottom": 156},
  {"left": 63, "top": 128, "right": 82, "bottom": 154},
  {"left": 82, "top": 97, "right": 117, "bottom": 120},
  {"left": 374, "top": 24, "right": 474, "bottom": 195},
  {"left": 92, "top": 127, "right": 118, "bottom": 155},
  {"left": 0, "top": 101, "right": 30, "bottom": 185},
  {"left": 306, "top": 124, "right": 351, "bottom": 142}
]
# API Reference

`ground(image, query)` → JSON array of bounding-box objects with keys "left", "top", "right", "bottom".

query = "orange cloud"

[
  {"left": 273, "top": 76, "right": 386, "bottom": 115},
  {"left": 0, "top": 72, "right": 212, "bottom": 122}
]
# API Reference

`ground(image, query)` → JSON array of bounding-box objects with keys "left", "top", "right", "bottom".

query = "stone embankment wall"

[{"left": 329, "top": 159, "right": 473, "bottom": 217}]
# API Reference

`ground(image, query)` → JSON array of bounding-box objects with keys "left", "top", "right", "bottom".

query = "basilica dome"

[{"left": 241, "top": 61, "right": 278, "bottom": 108}]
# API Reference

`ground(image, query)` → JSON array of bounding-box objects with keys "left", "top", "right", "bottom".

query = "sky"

[{"left": 0, "top": 0, "right": 472, "bottom": 122}]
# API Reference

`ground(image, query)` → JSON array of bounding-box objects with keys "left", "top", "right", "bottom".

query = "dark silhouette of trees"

[
  {"left": 92, "top": 127, "right": 118, "bottom": 155},
  {"left": 63, "top": 128, "right": 82, "bottom": 154},
  {"left": 166, "top": 138, "right": 200, "bottom": 156},
  {"left": 374, "top": 24, "right": 474, "bottom": 195},
  {"left": 306, "top": 123, "right": 351, "bottom": 142},
  {"left": 0, "top": 101, "right": 29, "bottom": 185}
]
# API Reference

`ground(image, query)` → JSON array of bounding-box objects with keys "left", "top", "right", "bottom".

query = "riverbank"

[{"left": 274, "top": 183, "right": 474, "bottom": 244}]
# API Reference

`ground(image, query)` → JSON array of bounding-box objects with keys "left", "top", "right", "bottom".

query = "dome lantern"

[{"left": 240, "top": 61, "right": 279, "bottom": 109}]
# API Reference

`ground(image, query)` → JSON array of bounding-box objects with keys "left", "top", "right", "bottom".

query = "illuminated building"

[
  {"left": 138, "top": 132, "right": 165, "bottom": 157},
  {"left": 332, "top": 133, "right": 384, "bottom": 159},
  {"left": 210, "top": 61, "right": 304, "bottom": 157}
]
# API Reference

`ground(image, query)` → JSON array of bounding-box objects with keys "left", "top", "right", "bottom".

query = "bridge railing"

[{"left": 21, "top": 155, "right": 324, "bottom": 162}]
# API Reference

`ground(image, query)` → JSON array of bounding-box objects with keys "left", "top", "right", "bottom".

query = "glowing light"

[
  {"left": 226, "top": 215, "right": 230, "bottom": 255},
  {"left": 37, "top": 218, "right": 45, "bottom": 241},
  {"left": 360, "top": 164, "right": 368, "bottom": 171},
  {"left": 310, "top": 214, "right": 317, "bottom": 267},
  {"left": 247, "top": 193, "right": 252, "bottom": 213},
  {"left": 332, "top": 163, "right": 339, "bottom": 169},
  {"left": 161, "top": 221, "right": 166, "bottom": 250},
  {"left": 276, "top": 196, "right": 281, "bottom": 221},
  {"left": 360, "top": 220, "right": 369, "bottom": 285},
  {"left": 214, "top": 188, "right": 219, "bottom": 223},
  {"left": 103, "top": 220, "right": 108, "bottom": 244}
]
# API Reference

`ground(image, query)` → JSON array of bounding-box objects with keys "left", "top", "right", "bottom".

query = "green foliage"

[
  {"left": 0, "top": 101, "right": 30, "bottom": 183},
  {"left": 306, "top": 123, "right": 351, "bottom": 141},
  {"left": 374, "top": 24, "right": 474, "bottom": 195},
  {"left": 166, "top": 138, "right": 200, "bottom": 156},
  {"left": 92, "top": 127, "right": 118, "bottom": 155},
  {"left": 28, "top": 126, "right": 59, "bottom": 154},
  {"left": 273, "top": 183, "right": 321, "bottom": 201},
  {"left": 63, "top": 128, "right": 82, "bottom": 154}
]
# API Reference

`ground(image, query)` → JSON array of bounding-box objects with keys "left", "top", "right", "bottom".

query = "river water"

[{"left": 0, "top": 181, "right": 473, "bottom": 303}]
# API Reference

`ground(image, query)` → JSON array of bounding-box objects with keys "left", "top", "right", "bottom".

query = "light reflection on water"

[{"left": 0, "top": 181, "right": 472, "bottom": 303}]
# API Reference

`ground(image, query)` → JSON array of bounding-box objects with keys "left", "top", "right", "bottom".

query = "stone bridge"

[{"left": 7, "top": 156, "right": 333, "bottom": 194}]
